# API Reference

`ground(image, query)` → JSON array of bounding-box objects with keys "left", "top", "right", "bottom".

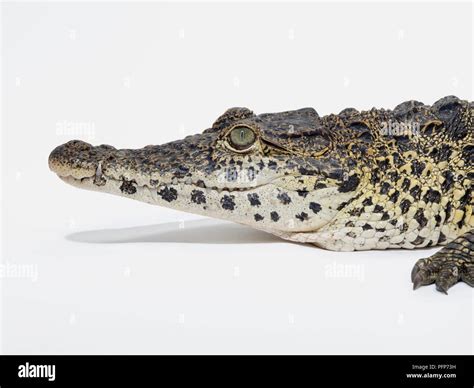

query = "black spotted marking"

[
  {"left": 412, "top": 236, "right": 425, "bottom": 246},
  {"left": 226, "top": 167, "right": 238, "bottom": 182},
  {"left": 247, "top": 193, "right": 261, "bottom": 207},
  {"left": 428, "top": 147, "right": 439, "bottom": 158},
  {"left": 338, "top": 174, "right": 360, "bottom": 193},
  {"left": 392, "top": 152, "right": 403, "bottom": 166},
  {"left": 362, "top": 197, "right": 373, "bottom": 207},
  {"left": 345, "top": 221, "right": 355, "bottom": 227},
  {"left": 295, "top": 212, "right": 309, "bottom": 221},
  {"left": 381, "top": 212, "right": 390, "bottom": 221},
  {"left": 191, "top": 189, "right": 206, "bottom": 205},
  {"left": 411, "top": 160, "right": 425, "bottom": 177},
  {"left": 414, "top": 208, "right": 428, "bottom": 228},
  {"left": 388, "top": 171, "right": 399, "bottom": 182},
  {"left": 441, "top": 171, "right": 455, "bottom": 192},
  {"left": 423, "top": 189, "right": 441, "bottom": 204},
  {"left": 297, "top": 189, "right": 309, "bottom": 198},
  {"left": 267, "top": 160, "right": 278, "bottom": 170},
  {"left": 445, "top": 202, "right": 452, "bottom": 222},
  {"left": 370, "top": 168, "right": 381, "bottom": 185},
  {"left": 375, "top": 228, "right": 385, "bottom": 233},
  {"left": 349, "top": 208, "right": 363, "bottom": 217},
  {"left": 277, "top": 192, "right": 292, "bottom": 205},
  {"left": 377, "top": 159, "right": 390, "bottom": 172},
  {"left": 270, "top": 211, "right": 280, "bottom": 222},
  {"left": 220, "top": 195, "right": 236, "bottom": 211},
  {"left": 399, "top": 199, "right": 411, "bottom": 214},
  {"left": 389, "top": 190, "right": 400, "bottom": 203},
  {"left": 314, "top": 182, "right": 327, "bottom": 189},
  {"left": 380, "top": 182, "right": 391, "bottom": 195},
  {"left": 120, "top": 179, "right": 137, "bottom": 195},
  {"left": 362, "top": 223, "right": 373, "bottom": 231},
  {"left": 247, "top": 166, "right": 256, "bottom": 181},
  {"left": 409, "top": 185, "right": 421, "bottom": 200},
  {"left": 254, "top": 214, "right": 264, "bottom": 222},
  {"left": 195, "top": 180, "right": 206, "bottom": 189},
  {"left": 158, "top": 186, "right": 178, "bottom": 202},
  {"left": 374, "top": 204, "right": 384, "bottom": 213},
  {"left": 401, "top": 178, "right": 411, "bottom": 191},
  {"left": 309, "top": 202, "right": 322, "bottom": 214},
  {"left": 459, "top": 189, "right": 470, "bottom": 208}
]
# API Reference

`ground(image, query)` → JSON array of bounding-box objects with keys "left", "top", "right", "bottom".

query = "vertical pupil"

[{"left": 240, "top": 129, "right": 245, "bottom": 141}]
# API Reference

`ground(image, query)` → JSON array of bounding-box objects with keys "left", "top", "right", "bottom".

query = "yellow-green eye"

[{"left": 228, "top": 126, "right": 256, "bottom": 150}]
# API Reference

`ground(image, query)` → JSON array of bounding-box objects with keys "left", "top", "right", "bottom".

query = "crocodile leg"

[{"left": 411, "top": 229, "right": 474, "bottom": 294}]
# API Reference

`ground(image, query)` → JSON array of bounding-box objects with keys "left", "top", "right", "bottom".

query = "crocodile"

[{"left": 49, "top": 96, "right": 473, "bottom": 294}]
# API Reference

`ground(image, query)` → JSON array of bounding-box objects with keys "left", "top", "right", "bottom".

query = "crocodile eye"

[{"left": 227, "top": 125, "right": 256, "bottom": 151}]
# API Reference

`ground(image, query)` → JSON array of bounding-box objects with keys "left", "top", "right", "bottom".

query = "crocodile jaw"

[
  {"left": 49, "top": 140, "right": 353, "bottom": 234},
  {"left": 55, "top": 169, "right": 352, "bottom": 234}
]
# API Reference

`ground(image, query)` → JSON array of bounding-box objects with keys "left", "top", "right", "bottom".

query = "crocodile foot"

[{"left": 411, "top": 230, "right": 474, "bottom": 294}]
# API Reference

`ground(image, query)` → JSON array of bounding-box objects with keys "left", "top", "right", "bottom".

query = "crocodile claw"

[
  {"left": 411, "top": 255, "right": 466, "bottom": 294},
  {"left": 435, "top": 283, "right": 449, "bottom": 295},
  {"left": 412, "top": 274, "right": 424, "bottom": 290}
]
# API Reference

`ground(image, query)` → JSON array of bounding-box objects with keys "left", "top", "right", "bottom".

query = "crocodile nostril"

[
  {"left": 48, "top": 140, "right": 100, "bottom": 178},
  {"left": 64, "top": 139, "right": 93, "bottom": 151},
  {"left": 98, "top": 144, "right": 116, "bottom": 151}
]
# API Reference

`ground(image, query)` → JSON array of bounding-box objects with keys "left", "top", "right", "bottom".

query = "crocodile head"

[{"left": 49, "top": 107, "right": 362, "bottom": 235}]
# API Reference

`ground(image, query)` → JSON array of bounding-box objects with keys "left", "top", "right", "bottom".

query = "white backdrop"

[{"left": 2, "top": 1, "right": 473, "bottom": 354}]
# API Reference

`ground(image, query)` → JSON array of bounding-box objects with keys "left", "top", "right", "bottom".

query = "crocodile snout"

[{"left": 48, "top": 140, "right": 116, "bottom": 179}]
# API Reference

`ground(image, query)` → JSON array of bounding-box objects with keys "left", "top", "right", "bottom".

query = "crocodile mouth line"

[{"left": 58, "top": 170, "right": 278, "bottom": 195}]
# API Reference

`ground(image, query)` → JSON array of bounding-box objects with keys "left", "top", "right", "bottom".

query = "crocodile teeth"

[{"left": 93, "top": 161, "right": 106, "bottom": 186}]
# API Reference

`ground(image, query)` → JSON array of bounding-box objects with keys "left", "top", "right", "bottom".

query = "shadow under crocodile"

[{"left": 66, "top": 219, "right": 283, "bottom": 244}]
